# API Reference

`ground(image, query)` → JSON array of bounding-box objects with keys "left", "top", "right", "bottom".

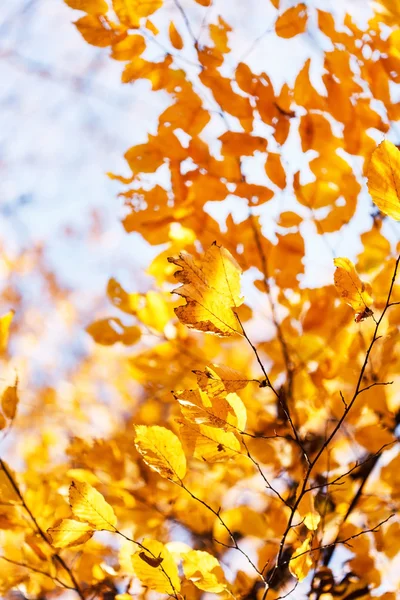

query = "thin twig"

[{"left": 262, "top": 255, "right": 400, "bottom": 598}]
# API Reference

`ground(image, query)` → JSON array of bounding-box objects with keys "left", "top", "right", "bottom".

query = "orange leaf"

[
  {"left": 275, "top": 3, "right": 308, "bottom": 38},
  {"left": 65, "top": 0, "right": 108, "bottom": 13},
  {"left": 169, "top": 22, "right": 183, "bottom": 49},
  {"left": 74, "top": 15, "right": 122, "bottom": 47},
  {"left": 265, "top": 153, "right": 286, "bottom": 188}
]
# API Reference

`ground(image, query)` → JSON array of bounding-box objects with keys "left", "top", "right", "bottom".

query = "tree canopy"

[{"left": 2, "top": 1, "right": 400, "bottom": 599}]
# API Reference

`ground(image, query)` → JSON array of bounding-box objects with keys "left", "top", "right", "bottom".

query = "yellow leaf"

[
  {"left": 333, "top": 257, "right": 373, "bottom": 317},
  {"left": 48, "top": 519, "right": 94, "bottom": 548},
  {"left": 113, "top": 0, "right": 162, "bottom": 28},
  {"left": 169, "top": 21, "right": 183, "bottom": 50},
  {"left": 0, "top": 463, "right": 20, "bottom": 503},
  {"left": 107, "top": 278, "right": 140, "bottom": 314},
  {"left": 86, "top": 318, "right": 141, "bottom": 346},
  {"left": 168, "top": 242, "right": 243, "bottom": 336},
  {"left": 69, "top": 481, "right": 117, "bottom": 531},
  {"left": 297, "top": 494, "right": 320, "bottom": 531},
  {"left": 275, "top": 3, "right": 308, "bottom": 38},
  {"left": 194, "top": 364, "right": 251, "bottom": 397},
  {"left": 2, "top": 381, "right": 18, "bottom": 420},
  {"left": 132, "top": 539, "right": 180, "bottom": 594},
  {"left": 111, "top": 34, "right": 146, "bottom": 60},
  {"left": 182, "top": 550, "right": 227, "bottom": 593},
  {"left": 174, "top": 388, "right": 230, "bottom": 429},
  {"left": 0, "top": 311, "right": 14, "bottom": 354},
  {"left": 289, "top": 536, "right": 313, "bottom": 581},
  {"left": 134, "top": 425, "right": 186, "bottom": 481},
  {"left": 367, "top": 140, "right": 400, "bottom": 220},
  {"left": 178, "top": 419, "right": 240, "bottom": 462},
  {"left": 65, "top": 0, "right": 108, "bottom": 13},
  {"left": 213, "top": 506, "right": 268, "bottom": 545}
]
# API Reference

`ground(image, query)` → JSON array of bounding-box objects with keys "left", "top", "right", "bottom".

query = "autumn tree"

[{"left": 2, "top": 1, "right": 400, "bottom": 599}]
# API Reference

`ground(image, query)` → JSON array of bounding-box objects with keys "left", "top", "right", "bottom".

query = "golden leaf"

[
  {"left": 0, "top": 311, "right": 14, "bottom": 354},
  {"left": 367, "top": 140, "right": 400, "bottom": 220},
  {"left": 298, "top": 494, "right": 320, "bottom": 531},
  {"left": 289, "top": 536, "right": 313, "bottom": 581},
  {"left": 86, "top": 318, "right": 141, "bottom": 346},
  {"left": 182, "top": 549, "right": 227, "bottom": 593},
  {"left": 132, "top": 539, "right": 180, "bottom": 594},
  {"left": 69, "top": 481, "right": 117, "bottom": 531},
  {"left": 168, "top": 242, "right": 243, "bottom": 336},
  {"left": 193, "top": 364, "right": 251, "bottom": 398},
  {"left": 178, "top": 419, "right": 240, "bottom": 462},
  {"left": 0, "top": 463, "right": 20, "bottom": 503},
  {"left": 134, "top": 425, "right": 187, "bottom": 481},
  {"left": 65, "top": 0, "right": 108, "bottom": 13},
  {"left": 47, "top": 519, "right": 94, "bottom": 548},
  {"left": 111, "top": 34, "right": 146, "bottom": 60},
  {"left": 113, "top": 0, "right": 163, "bottom": 28},
  {"left": 333, "top": 257, "right": 373, "bottom": 317},
  {"left": 2, "top": 381, "right": 18, "bottom": 420},
  {"left": 275, "top": 3, "right": 308, "bottom": 39}
]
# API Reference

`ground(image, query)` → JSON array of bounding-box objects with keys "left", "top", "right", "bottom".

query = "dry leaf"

[
  {"left": 168, "top": 243, "right": 243, "bottom": 336},
  {"left": 334, "top": 257, "right": 373, "bottom": 319}
]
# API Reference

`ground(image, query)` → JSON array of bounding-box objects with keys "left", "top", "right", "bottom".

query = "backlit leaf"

[
  {"left": 333, "top": 257, "right": 373, "bottom": 316},
  {"left": 275, "top": 4, "right": 308, "bottom": 38},
  {"left": 135, "top": 425, "right": 187, "bottom": 481},
  {"left": 69, "top": 481, "right": 117, "bottom": 531},
  {"left": 182, "top": 549, "right": 227, "bottom": 593},
  {"left": 169, "top": 22, "right": 183, "bottom": 49},
  {"left": 178, "top": 419, "right": 241, "bottom": 462},
  {"left": 65, "top": 0, "right": 108, "bottom": 13},
  {"left": 48, "top": 519, "right": 94, "bottom": 548},
  {"left": 193, "top": 364, "right": 251, "bottom": 397},
  {"left": 74, "top": 15, "right": 120, "bottom": 47},
  {"left": 289, "top": 536, "right": 314, "bottom": 581},
  {"left": 168, "top": 243, "right": 243, "bottom": 336},
  {"left": 113, "top": 0, "right": 162, "bottom": 27},
  {"left": 86, "top": 318, "right": 141, "bottom": 346},
  {"left": 367, "top": 140, "right": 400, "bottom": 220},
  {"left": 0, "top": 311, "right": 14, "bottom": 354},
  {"left": 2, "top": 381, "right": 18, "bottom": 420},
  {"left": 132, "top": 539, "right": 180, "bottom": 594}
]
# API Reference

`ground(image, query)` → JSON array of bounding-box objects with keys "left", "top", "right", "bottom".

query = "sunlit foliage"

[{"left": 2, "top": 1, "right": 400, "bottom": 600}]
